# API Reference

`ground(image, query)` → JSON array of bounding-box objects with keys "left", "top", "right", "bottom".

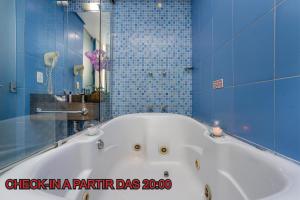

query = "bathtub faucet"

[
  {"left": 146, "top": 105, "right": 154, "bottom": 112},
  {"left": 160, "top": 105, "right": 168, "bottom": 113}
]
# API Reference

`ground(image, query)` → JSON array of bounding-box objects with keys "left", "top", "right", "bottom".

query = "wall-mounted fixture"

[
  {"left": 146, "top": 105, "right": 154, "bottom": 112},
  {"left": 148, "top": 71, "right": 154, "bottom": 77},
  {"left": 44, "top": 52, "right": 59, "bottom": 94},
  {"left": 156, "top": 0, "right": 163, "bottom": 9},
  {"left": 74, "top": 65, "right": 84, "bottom": 77},
  {"left": 184, "top": 67, "right": 194, "bottom": 72},
  {"left": 56, "top": 0, "right": 69, "bottom": 7},
  {"left": 82, "top": 3, "right": 100, "bottom": 12},
  {"left": 161, "top": 105, "right": 168, "bottom": 113},
  {"left": 9, "top": 81, "right": 17, "bottom": 93}
]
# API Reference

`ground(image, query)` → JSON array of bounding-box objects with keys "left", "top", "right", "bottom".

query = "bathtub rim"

[
  {"left": 0, "top": 113, "right": 300, "bottom": 200},
  {"left": 2, "top": 113, "right": 300, "bottom": 175}
]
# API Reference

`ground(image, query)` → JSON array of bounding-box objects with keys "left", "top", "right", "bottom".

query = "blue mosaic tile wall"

[
  {"left": 111, "top": 0, "right": 192, "bottom": 117},
  {"left": 68, "top": 0, "right": 112, "bottom": 12}
]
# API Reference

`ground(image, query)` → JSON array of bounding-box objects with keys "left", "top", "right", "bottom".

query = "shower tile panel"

[{"left": 111, "top": 0, "right": 192, "bottom": 117}]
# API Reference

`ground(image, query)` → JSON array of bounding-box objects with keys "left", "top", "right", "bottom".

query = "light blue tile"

[
  {"left": 275, "top": 77, "right": 300, "bottom": 161},
  {"left": 193, "top": 0, "right": 212, "bottom": 31},
  {"left": 213, "top": 42, "right": 233, "bottom": 87},
  {"left": 275, "top": 0, "right": 300, "bottom": 78},
  {"left": 276, "top": 0, "right": 287, "bottom": 5},
  {"left": 192, "top": 63, "right": 201, "bottom": 93},
  {"left": 199, "top": 56, "right": 213, "bottom": 92},
  {"left": 192, "top": 91, "right": 212, "bottom": 123},
  {"left": 16, "top": 20, "right": 25, "bottom": 54},
  {"left": 213, "top": 0, "right": 232, "bottom": 49},
  {"left": 16, "top": 53, "right": 25, "bottom": 88},
  {"left": 234, "top": 82, "right": 274, "bottom": 149},
  {"left": 0, "top": 89, "right": 17, "bottom": 120},
  {"left": 198, "top": 21, "right": 213, "bottom": 61},
  {"left": 212, "top": 87, "right": 234, "bottom": 133},
  {"left": 192, "top": 0, "right": 213, "bottom": 61},
  {"left": 234, "top": 12, "right": 274, "bottom": 85},
  {"left": 233, "top": 0, "right": 274, "bottom": 34},
  {"left": 16, "top": 0, "right": 26, "bottom": 20}
]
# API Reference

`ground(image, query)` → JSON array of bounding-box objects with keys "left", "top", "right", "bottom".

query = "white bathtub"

[{"left": 1, "top": 113, "right": 300, "bottom": 200}]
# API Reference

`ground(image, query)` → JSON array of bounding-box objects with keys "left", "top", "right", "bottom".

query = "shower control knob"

[{"left": 161, "top": 105, "right": 168, "bottom": 113}]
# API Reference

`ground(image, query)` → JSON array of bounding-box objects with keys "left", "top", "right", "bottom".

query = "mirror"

[{"left": 76, "top": 11, "right": 111, "bottom": 98}]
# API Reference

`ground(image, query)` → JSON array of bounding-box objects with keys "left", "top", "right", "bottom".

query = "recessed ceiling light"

[{"left": 82, "top": 3, "right": 100, "bottom": 12}]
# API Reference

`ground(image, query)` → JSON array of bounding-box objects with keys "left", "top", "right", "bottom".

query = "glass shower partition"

[{"left": 0, "top": 0, "right": 113, "bottom": 171}]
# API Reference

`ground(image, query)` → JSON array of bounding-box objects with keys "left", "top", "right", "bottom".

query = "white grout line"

[
  {"left": 276, "top": 0, "right": 289, "bottom": 8},
  {"left": 233, "top": 7, "right": 274, "bottom": 39},
  {"left": 275, "top": 74, "right": 300, "bottom": 81},
  {"left": 273, "top": 0, "right": 277, "bottom": 150}
]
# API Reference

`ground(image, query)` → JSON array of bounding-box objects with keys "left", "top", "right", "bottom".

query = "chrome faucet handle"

[
  {"left": 81, "top": 107, "right": 89, "bottom": 116},
  {"left": 146, "top": 105, "right": 154, "bottom": 112}
]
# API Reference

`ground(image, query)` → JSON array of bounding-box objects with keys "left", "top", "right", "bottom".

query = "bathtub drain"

[
  {"left": 159, "top": 146, "right": 168, "bottom": 155},
  {"left": 134, "top": 144, "right": 142, "bottom": 151}
]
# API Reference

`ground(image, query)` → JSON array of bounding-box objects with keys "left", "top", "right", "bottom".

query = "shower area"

[{"left": 0, "top": 0, "right": 192, "bottom": 171}]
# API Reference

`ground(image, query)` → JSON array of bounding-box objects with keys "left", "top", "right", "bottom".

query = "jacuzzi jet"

[
  {"left": 159, "top": 146, "right": 168, "bottom": 155},
  {"left": 97, "top": 139, "right": 104, "bottom": 150},
  {"left": 82, "top": 192, "right": 90, "bottom": 200},
  {"left": 195, "top": 160, "right": 200, "bottom": 170},
  {"left": 204, "top": 184, "right": 212, "bottom": 200},
  {"left": 164, "top": 171, "right": 169, "bottom": 177},
  {"left": 134, "top": 144, "right": 142, "bottom": 151}
]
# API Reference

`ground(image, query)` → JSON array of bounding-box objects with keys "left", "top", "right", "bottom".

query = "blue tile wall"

[
  {"left": 12, "top": 0, "right": 84, "bottom": 164},
  {"left": 275, "top": 77, "right": 300, "bottom": 161},
  {"left": 111, "top": 0, "right": 192, "bottom": 117},
  {"left": 234, "top": 11, "right": 274, "bottom": 85},
  {"left": 275, "top": 0, "right": 300, "bottom": 78},
  {"left": 192, "top": 0, "right": 300, "bottom": 162},
  {"left": 0, "top": 0, "right": 17, "bottom": 120},
  {"left": 23, "top": 0, "right": 84, "bottom": 111}
]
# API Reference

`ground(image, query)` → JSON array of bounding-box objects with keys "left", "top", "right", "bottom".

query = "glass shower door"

[
  {"left": 0, "top": 0, "right": 18, "bottom": 168},
  {"left": 0, "top": 0, "right": 113, "bottom": 171}
]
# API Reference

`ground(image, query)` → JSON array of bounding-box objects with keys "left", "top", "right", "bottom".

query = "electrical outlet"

[
  {"left": 37, "top": 71, "right": 44, "bottom": 84},
  {"left": 213, "top": 79, "right": 224, "bottom": 89}
]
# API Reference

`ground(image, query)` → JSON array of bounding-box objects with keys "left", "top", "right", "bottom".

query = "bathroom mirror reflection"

[{"left": 76, "top": 11, "right": 112, "bottom": 99}]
